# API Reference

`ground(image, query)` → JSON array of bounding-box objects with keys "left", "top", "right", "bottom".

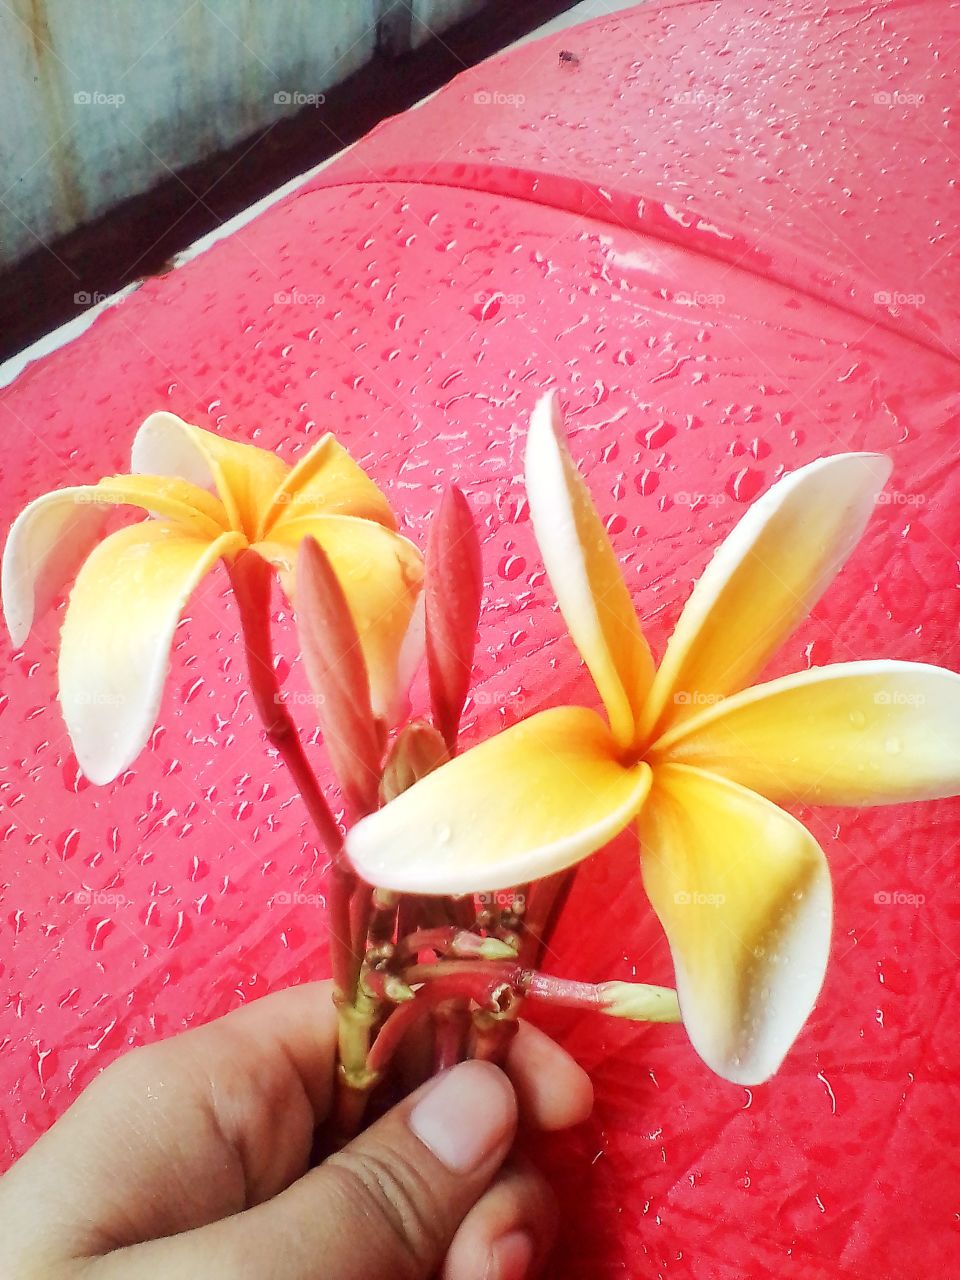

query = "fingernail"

[
  {"left": 484, "top": 1229, "right": 535, "bottom": 1280},
  {"left": 409, "top": 1060, "right": 515, "bottom": 1172}
]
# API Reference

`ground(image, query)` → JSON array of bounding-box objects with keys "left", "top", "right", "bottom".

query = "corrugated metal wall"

[{"left": 0, "top": 0, "right": 492, "bottom": 269}]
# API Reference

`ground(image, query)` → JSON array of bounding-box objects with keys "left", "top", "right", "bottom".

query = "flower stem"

[
  {"left": 229, "top": 552, "right": 344, "bottom": 857},
  {"left": 433, "top": 1003, "right": 469, "bottom": 1072},
  {"left": 228, "top": 551, "right": 369, "bottom": 1117},
  {"left": 522, "top": 868, "right": 576, "bottom": 965}
]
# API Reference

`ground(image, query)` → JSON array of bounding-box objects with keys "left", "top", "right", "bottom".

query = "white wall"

[{"left": 0, "top": 0, "right": 497, "bottom": 268}]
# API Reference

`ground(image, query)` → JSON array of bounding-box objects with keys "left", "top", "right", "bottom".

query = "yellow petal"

[
  {"left": 260, "top": 433, "right": 396, "bottom": 535},
  {"left": 254, "top": 515, "right": 423, "bottom": 723},
  {"left": 637, "top": 453, "right": 892, "bottom": 742},
  {"left": 525, "top": 392, "right": 654, "bottom": 749},
  {"left": 346, "top": 707, "right": 652, "bottom": 894},
  {"left": 639, "top": 765, "right": 831, "bottom": 1085},
  {"left": 2, "top": 476, "right": 228, "bottom": 647},
  {"left": 58, "top": 523, "right": 244, "bottom": 783},
  {"left": 651, "top": 661, "right": 960, "bottom": 805},
  {"left": 131, "top": 412, "right": 288, "bottom": 539}
]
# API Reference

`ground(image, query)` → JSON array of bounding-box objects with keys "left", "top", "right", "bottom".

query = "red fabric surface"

[{"left": 1, "top": 2, "right": 958, "bottom": 1276}]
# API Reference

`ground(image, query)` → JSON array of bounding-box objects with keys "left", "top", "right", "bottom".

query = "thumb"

[{"left": 101, "top": 1060, "right": 519, "bottom": 1280}]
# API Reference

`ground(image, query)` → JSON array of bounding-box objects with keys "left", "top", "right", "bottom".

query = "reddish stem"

[
  {"left": 366, "top": 984, "right": 466, "bottom": 1077},
  {"left": 397, "top": 926, "right": 459, "bottom": 962},
  {"left": 403, "top": 961, "right": 515, "bottom": 1005},
  {"left": 470, "top": 1016, "right": 519, "bottom": 1065},
  {"left": 229, "top": 551, "right": 359, "bottom": 998},
  {"left": 522, "top": 869, "right": 576, "bottom": 966},
  {"left": 433, "top": 1004, "right": 469, "bottom": 1072},
  {"left": 404, "top": 959, "right": 609, "bottom": 1013}
]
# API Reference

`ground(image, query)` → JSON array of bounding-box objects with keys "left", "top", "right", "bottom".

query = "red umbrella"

[{"left": 1, "top": 2, "right": 957, "bottom": 1275}]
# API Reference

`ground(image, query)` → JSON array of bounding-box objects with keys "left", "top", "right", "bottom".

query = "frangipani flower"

[
  {"left": 2, "top": 413, "right": 423, "bottom": 785},
  {"left": 347, "top": 392, "right": 960, "bottom": 1084}
]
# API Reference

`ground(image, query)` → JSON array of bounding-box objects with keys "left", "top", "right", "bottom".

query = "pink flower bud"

[
  {"left": 296, "top": 537, "right": 384, "bottom": 814},
  {"left": 424, "top": 486, "right": 483, "bottom": 749}
]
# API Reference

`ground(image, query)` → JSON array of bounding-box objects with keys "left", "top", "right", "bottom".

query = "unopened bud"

[
  {"left": 598, "top": 982, "right": 681, "bottom": 1023},
  {"left": 450, "top": 930, "right": 517, "bottom": 959},
  {"left": 379, "top": 720, "right": 450, "bottom": 803},
  {"left": 382, "top": 974, "right": 416, "bottom": 1003}
]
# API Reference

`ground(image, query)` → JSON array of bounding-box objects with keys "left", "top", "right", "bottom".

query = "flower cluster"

[{"left": 5, "top": 395, "right": 960, "bottom": 1126}]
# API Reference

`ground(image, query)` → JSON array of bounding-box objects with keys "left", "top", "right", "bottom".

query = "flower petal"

[
  {"left": 131, "top": 412, "right": 287, "bottom": 538},
  {"left": 254, "top": 515, "right": 423, "bottom": 723},
  {"left": 525, "top": 391, "right": 654, "bottom": 750},
  {"left": 639, "top": 764, "right": 832, "bottom": 1085},
  {"left": 637, "top": 453, "right": 893, "bottom": 742},
  {"left": 2, "top": 476, "right": 228, "bottom": 647},
  {"left": 651, "top": 660, "right": 960, "bottom": 805},
  {"left": 260, "top": 433, "right": 396, "bottom": 534},
  {"left": 58, "top": 523, "right": 244, "bottom": 784},
  {"left": 346, "top": 706, "right": 651, "bottom": 894}
]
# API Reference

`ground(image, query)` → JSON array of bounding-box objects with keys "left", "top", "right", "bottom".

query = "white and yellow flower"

[
  {"left": 3, "top": 413, "right": 423, "bottom": 785},
  {"left": 347, "top": 392, "right": 960, "bottom": 1084}
]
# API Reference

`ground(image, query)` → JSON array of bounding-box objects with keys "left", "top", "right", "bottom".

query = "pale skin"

[{"left": 0, "top": 982, "right": 593, "bottom": 1280}]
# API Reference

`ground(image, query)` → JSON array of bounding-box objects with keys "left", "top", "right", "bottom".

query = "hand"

[{"left": 0, "top": 981, "right": 592, "bottom": 1279}]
